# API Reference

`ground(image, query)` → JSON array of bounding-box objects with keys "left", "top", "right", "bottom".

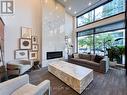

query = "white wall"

[
  {"left": 0, "top": 0, "right": 73, "bottom": 66},
  {"left": 41, "top": 0, "right": 73, "bottom": 67},
  {"left": 1, "top": 0, "right": 42, "bottom": 63}
]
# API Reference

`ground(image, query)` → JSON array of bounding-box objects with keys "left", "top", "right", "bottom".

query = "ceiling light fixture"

[
  {"left": 74, "top": 11, "right": 77, "bottom": 14},
  {"left": 68, "top": 7, "right": 71, "bottom": 10},
  {"left": 88, "top": 2, "right": 91, "bottom": 6}
]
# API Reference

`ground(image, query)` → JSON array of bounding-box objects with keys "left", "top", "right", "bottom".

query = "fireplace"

[{"left": 47, "top": 51, "right": 63, "bottom": 60}]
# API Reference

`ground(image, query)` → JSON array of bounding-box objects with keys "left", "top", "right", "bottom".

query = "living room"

[{"left": 0, "top": 0, "right": 127, "bottom": 95}]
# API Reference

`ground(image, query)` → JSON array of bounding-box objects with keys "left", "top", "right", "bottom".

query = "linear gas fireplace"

[{"left": 47, "top": 51, "right": 63, "bottom": 60}]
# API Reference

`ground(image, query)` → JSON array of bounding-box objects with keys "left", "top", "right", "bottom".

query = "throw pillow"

[
  {"left": 94, "top": 55, "right": 103, "bottom": 63},
  {"left": 73, "top": 54, "right": 79, "bottom": 59},
  {"left": 72, "top": 54, "right": 74, "bottom": 58}
]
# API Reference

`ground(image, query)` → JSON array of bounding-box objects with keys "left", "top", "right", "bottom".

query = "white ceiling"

[{"left": 56, "top": 0, "right": 109, "bottom": 16}]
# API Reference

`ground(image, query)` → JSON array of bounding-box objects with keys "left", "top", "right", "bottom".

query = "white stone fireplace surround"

[{"left": 41, "top": 0, "right": 73, "bottom": 67}]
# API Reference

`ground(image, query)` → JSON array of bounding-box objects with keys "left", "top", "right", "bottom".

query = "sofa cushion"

[
  {"left": 78, "top": 59, "right": 99, "bottom": 66},
  {"left": 79, "top": 54, "right": 90, "bottom": 60},
  {"left": 73, "top": 53, "right": 79, "bottom": 59},
  {"left": 94, "top": 55, "right": 103, "bottom": 63},
  {"left": 90, "top": 54, "right": 96, "bottom": 61},
  {"left": 11, "top": 84, "right": 37, "bottom": 95},
  {"left": 71, "top": 58, "right": 99, "bottom": 67}
]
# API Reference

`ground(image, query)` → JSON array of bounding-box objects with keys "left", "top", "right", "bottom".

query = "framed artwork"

[
  {"left": 19, "top": 38, "right": 31, "bottom": 49},
  {"left": 32, "top": 44, "right": 38, "bottom": 51},
  {"left": 21, "top": 27, "right": 32, "bottom": 38},
  {"left": 15, "top": 50, "right": 28, "bottom": 59},
  {"left": 32, "top": 36, "right": 38, "bottom": 44},
  {"left": 29, "top": 51, "right": 38, "bottom": 59}
]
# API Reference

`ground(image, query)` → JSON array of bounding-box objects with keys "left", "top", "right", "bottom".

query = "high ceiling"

[{"left": 56, "top": 0, "right": 109, "bottom": 16}]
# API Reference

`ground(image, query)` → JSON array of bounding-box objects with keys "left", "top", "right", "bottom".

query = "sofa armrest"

[
  {"left": 0, "top": 74, "right": 29, "bottom": 95},
  {"left": 100, "top": 57, "right": 109, "bottom": 73},
  {"left": 34, "top": 80, "right": 50, "bottom": 95}
]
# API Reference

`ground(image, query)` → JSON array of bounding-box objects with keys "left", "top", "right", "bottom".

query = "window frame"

[
  {"left": 76, "top": 0, "right": 125, "bottom": 28},
  {"left": 77, "top": 28, "right": 125, "bottom": 54}
]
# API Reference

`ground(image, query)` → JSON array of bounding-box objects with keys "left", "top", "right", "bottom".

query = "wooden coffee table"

[{"left": 48, "top": 61, "right": 93, "bottom": 94}]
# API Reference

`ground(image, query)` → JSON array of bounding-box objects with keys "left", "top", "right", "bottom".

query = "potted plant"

[
  {"left": 107, "top": 46, "right": 125, "bottom": 64},
  {"left": 117, "top": 46, "right": 125, "bottom": 64}
]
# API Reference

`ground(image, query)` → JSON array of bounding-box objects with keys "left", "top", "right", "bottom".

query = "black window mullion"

[
  {"left": 125, "top": 0, "right": 127, "bottom": 75},
  {"left": 93, "top": 29, "right": 95, "bottom": 54}
]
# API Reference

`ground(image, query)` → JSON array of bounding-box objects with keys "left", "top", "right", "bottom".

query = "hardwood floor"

[{"left": 28, "top": 67, "right": 127, "bottom": 95}]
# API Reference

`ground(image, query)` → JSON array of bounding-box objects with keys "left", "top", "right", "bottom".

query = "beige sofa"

[
  {"left": 0, "top": 74, "right": 50, "bottom": 95},
  {"left": 68, "top": 53, "right": 109, "bottom": 73}
]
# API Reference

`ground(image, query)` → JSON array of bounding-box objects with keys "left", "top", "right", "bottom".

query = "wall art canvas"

[
  {"left": 15, "top": 50, "right": 28, "bottom": 59},
  {"left": 32, "top": 36, "right": 38, "bottom": 44},
  {"left": 29, "top": 51, "right": 38, "bottom": 60},
  {"left": 21, "top": 27, "right": 32, "bottom": 38},
  {"left": 19, "top": 38, "right": 31, "bottom": 49},
  {"left": 32, "top": 44, "right": 38, "bottom": 51}
]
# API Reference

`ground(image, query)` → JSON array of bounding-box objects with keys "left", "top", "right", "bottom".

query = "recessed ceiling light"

[
  {"left": 88, "top": 2, "right": 91, "bottom": 6},
  {"left": 68, "top": 7, "right": 71, "bottom": 10},
  {"left": 74, "top": 11, "right": 77, "bottom": 14}
]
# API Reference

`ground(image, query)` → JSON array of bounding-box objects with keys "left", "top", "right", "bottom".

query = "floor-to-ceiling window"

[
  {"left": 77, "top": 29, "right": 94, "bottom": 53},
  {"left": 77, "top": 0, "right": 125, "bottom": 65},
  {"left": 77, "top": 29, "right": 125, "bottom": 53},
  {"left": 78, "top": 35, "right": 94, "bottom": 54},
  {"left": 77, "top": 21, "right": 125, "bottom": 64},
  {"left": 125, "top": 0, "right": 127, "bottom": 73},
  {"left": 94, "top": 29, "right": 125, "bottom": 59}
]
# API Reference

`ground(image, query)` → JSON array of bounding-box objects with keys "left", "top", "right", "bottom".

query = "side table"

[
  {"left": 33, "top": 60, "right": 41, "bottom": 70},
  {"left": 0, "top": 66, "right": 8, "bottom": 82}
]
